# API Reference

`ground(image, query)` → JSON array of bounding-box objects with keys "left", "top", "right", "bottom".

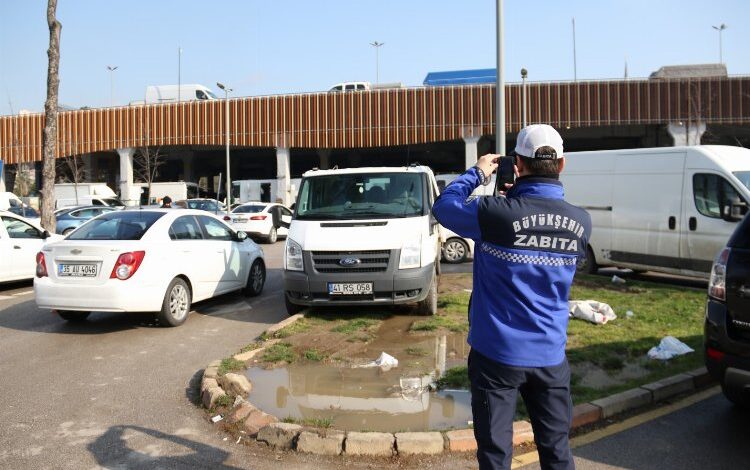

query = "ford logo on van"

[{"left": 339, "top": 257, "right": 361, "bottom": 267}]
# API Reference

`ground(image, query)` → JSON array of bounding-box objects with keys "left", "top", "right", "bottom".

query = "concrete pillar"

[
  {"left": 317, "top": 149, "right": 331, "bottom": 170},
  {"left": 82, "top": 154, "right": 94, "bottom": 181},
  {"left": 463, "top": 136, "right": 480, "bottom": 169},
  {"left": 117, "top": 147, "right": 137, "bottom": 206},
  {"left": 667, "top": 121, "right": 706, "bottom": 146},
  {"left": 276, "top": 146, "right": 291, "bottom": 206}
]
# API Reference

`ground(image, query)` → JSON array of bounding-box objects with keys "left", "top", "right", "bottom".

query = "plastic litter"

[
  {"left": 626, "top": 310, "right": 634, "bottom": 318},
  {"left": 569, "top": 300, "right": 617, "bottom": 325},
  {"left": 353, "top": 352, "right": 399, "bottom": 371},
  {"left": 211, "top": 414, "right": 223, "bottom": 423},
  {"left": 647, "top": 336, "right": 694, "bottom": 360},
  {"left": 399, "top": 375, "right": 431, "bottom": 400},
  {"left": 611, "top": 275, "right": 627, "bottom": 285}
]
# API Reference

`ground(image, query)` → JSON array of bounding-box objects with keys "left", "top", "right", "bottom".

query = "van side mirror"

[
  {"left": 722, "top": 202, "right": 747, "bottom": 222},
  {"left": 271, "top": 206, "right": 290, "bottom": 229}
]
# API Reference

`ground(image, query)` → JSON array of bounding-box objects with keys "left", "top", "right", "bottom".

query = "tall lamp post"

[
  {"left": 216, "top": 82, "right": 233, "bottom": 213},
  {"left": 712, "top": 24, "right": 727, "bottom": 64},
  {"left": 521, "top": 68, "right": 528, "bottom": 128},
  {"left": 106, "top": 65, "right": 118, "bottom": 107},
  {"left": 495, "top": 0, "right": 505, "bottom": 154},
  {"left": 370, "top": 41, "right": 384, "bottom": 85}
]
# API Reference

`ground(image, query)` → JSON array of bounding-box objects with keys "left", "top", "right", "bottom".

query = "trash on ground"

[
  {"left": 399, "top": 375, "right": 432, "bottom": 400},
  {"left": 236, "top": 436, "right": 242, "bottom": 444},
  {"left": 569, "top": 300, "right": 617, "bottom": 325},
  {"left": 611, "top": 275, "right": 627, "bottom": 285},
  {"left": 463, "top": 289, "right": 473, "bottom": 293},
  {"left": 352, "top": 351, "right": 399, "bottom": 371},
  {"left": 626, "top": 310, "right": 634, "bottom": 318},
  {"left": 647, "top": 336, "right": 694, "bottom": 360},
  {"left": 211, "top": 414, "right": 224, "bottom": 423}
]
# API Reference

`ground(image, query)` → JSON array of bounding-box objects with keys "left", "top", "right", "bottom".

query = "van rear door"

[{"left": 610, "top": 151, "right": 686, "bottom": 270}]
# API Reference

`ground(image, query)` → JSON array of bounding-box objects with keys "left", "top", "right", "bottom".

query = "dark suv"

[{"left": 705, "top": 212, "right": 750, "bottom": 407}]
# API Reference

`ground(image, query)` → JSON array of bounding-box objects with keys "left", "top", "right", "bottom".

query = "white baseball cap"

[{"left": 514, "top": 124, "right": 564, "bottom": 159}]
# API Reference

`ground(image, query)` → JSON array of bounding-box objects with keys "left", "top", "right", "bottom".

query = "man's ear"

[
  {"left": 558, "top": 157, "right": 566, "bottom": 173},
  {"left": 515, "top": 156, "right": 526, "bottom": 174}
]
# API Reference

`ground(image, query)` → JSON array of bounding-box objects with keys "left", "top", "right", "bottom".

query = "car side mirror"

[
  {"left": 236, "top": 230, "right": 248, "bottom": 242},
  {"left": 42, "top": 230, "right": 51, "bottom": 239},
  {"left": 271, "top": 206, "right": 290, "bottom": 229}
]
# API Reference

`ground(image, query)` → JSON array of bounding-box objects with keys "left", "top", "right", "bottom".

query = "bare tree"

[
  {"left": 40, "top": 0, "right": 61, "bottom": 231},
  {"left": 134, "top": 147, "right": 165, "bottom": 205},
  {"left": 56, "top": 153, "right": 87, "bottom": 205}
]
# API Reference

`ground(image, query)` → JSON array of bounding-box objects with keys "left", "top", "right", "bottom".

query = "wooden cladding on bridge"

[{"left": 1, "top": 77, "right": 749, "bottom": 164}]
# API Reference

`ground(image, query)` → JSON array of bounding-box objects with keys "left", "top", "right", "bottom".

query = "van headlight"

[
  {"left": 399, "top": 236, "right": 422, "bottom": 269},
  {"left": 285, "top": 238, "right": 304, "bottom": 271}
]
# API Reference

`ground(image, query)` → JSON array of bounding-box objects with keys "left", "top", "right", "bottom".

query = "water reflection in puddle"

[{"left": 246, "top": 334, "right": 472, "bottom": 432}]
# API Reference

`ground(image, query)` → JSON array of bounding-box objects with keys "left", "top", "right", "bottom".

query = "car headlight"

[
  {"left": 285, "top": 238, "right": 304, "bottom": 271},
  {"left": 399, "top": 236, "right": 422, "bottom": 269}
]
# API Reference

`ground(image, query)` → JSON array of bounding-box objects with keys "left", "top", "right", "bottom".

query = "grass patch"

[
  {"left": 268, "top": 318, "right": 316, "bottom": 339},
  {"left": 214, "top": 394, "right": 234, "bottom": 408},
  {"left": 346, "top": 333, "right": 372, "bottom": 343},
  {"left": 239, "top": 341, "right": 263, "bottom": 354},
  {"left": 331, "top": 318, "right": 381, "bottom": 334},
  {"left": 262, "top": 343, "right": 296, "bottom": 363},
  {"left": 303, "top": 349, "right": 325, "bottom": 361},
  {"left": 405, "top": 347, "right": 429, "bottom": 356},
  {"left": 282, "top": 416, "right": 333, "bottom": 428},
  {"left": 436, "top": 366, "right": 470, "bottom": 389},
  {"left": 410, "top": 314, "right": 468, "bottom": 333},
  {"left": 218, "top": 357, "right": 245, "bottom": 376}
]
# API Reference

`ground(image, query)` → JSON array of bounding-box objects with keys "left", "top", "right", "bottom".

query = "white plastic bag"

[
  {"left": 647, "top": 336, "right": 694, "bottom": 360},
  {"left": 353, "top": 352, "right": 399, "bottom": 371},
  {"left": 569, "top": 300, "right": 617, "bottom": 325}
]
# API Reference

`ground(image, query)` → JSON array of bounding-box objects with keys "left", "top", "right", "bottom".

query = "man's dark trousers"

[{"left": 469, "top": 349, "right": 574, "bottom": 470}]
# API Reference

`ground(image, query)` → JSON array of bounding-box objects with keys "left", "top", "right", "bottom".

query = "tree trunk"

[{"left": 40, "top": 0, "right": 61, "bottom": 231}]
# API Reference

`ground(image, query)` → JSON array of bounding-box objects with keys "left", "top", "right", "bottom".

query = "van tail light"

[
  {"left": 708, "top": 247, "right": 731, "bottom": 301},
  {"left": 250, "top": 215, "right": 267, "bottom": 220},
  {"left": 110, "top": 251, "right": 146, "bottom": 280},
  {"left": 706, "top": 347, "right": 725, "bottom": 362},
  {"left": 36, "top": 252, "right": 48, "bottom": 278}
]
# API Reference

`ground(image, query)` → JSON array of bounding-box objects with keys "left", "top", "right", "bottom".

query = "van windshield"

[
  {"left": 295, "top": 172, "right": 425, "bottom": 220},
  {"left": 735, "top": 171, "right": 750, "bottom": 191}
]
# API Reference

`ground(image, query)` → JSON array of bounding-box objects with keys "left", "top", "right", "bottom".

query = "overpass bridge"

[{"left": 1, "top": 76, "right": 749, "bottom": 204}]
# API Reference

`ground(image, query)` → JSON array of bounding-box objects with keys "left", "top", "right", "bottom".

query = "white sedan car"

[
  {"left": 229, "top": 202, "right": 292, "bottom": 243},
  {"left": 1, "top": 210, "right": 61, "bottom": 283},
  {"left": 441, "top": 227, "right": 475, "bottom": 264},
  {"left": 34, "top": 209, "right": 266, "bottom": 326}
]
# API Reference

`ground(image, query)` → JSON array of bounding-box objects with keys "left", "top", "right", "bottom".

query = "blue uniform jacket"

[{"left": 433, "top": 167, "right": 592, "bottom": 367}]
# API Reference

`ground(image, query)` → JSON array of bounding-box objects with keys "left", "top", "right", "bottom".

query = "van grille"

[{"left": 311, "top": 250, "right": 391, "bottom": 273}]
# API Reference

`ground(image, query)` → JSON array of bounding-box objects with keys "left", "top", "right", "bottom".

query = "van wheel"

[
  {"left": 416, "top": 272, "right": 438, "bottom": 316},
  {"left": 57, "top": 310, "right": 90, "bottom": 322},
  {"left": 244, "top": 259, "right": 265, "bottom": 297},
  {"left": 157, "top": 278, "right": 191, "bottom": 327},
  {"left": 443, "top": 238, "right": 469, "bottom": 264},
  {"left": 265, "top": 227, "right": 278, "bottom": 244},
  {"left": 576, "top": 246, "right": 598, "bottom": 275},
  {"left": 285, "top": 295, "right": 303, "bottom": 316}
]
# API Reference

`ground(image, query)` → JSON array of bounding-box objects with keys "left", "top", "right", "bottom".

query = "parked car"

[
  {"left": 230, "top": 202, "right": 292, "bottom": 243},
  {"left": 34, "top": 209, "right": 265, "bottom": 327},
  {"left": 55, "top": 206, "right": 118, "bottom": 235},
  {"left": 1, "top": 210, "right": 60, "bottom": 283},
  {"left": 705, "top": 212, "right": 750, "bottom": 407},
  {"left": 441, "top": 228, "right": 474, "bottom": 264},
  {"left": 175, "top": 198, "right": 226, "bottom": 213}
]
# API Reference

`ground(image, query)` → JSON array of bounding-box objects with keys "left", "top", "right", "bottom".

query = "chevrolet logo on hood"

[{"left": 70, "top": 249, "right": 82, "bottom": 255}]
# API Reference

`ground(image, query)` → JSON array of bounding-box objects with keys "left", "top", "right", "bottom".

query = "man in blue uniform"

[{"left": 433, "top": 124, "right": 591, "bottom": 470}]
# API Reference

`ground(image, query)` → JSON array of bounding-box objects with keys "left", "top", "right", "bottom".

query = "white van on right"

[{"left": 562, "top": 145, "right": 750, "bottom": 278}]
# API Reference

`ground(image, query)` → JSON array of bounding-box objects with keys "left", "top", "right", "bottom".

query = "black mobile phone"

[{"left": 494, "top": 156, "right": 516, "bottom": 196}]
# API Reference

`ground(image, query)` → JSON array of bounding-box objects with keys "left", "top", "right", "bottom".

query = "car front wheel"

[
  {"left": 157, "top": 278, "right": 191, "bottom": 327},
  {"left": 443, "top": 238, "right": 469, "bottom": 264}
]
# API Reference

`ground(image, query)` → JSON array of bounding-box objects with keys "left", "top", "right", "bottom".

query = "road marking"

[
  {"left": 0, "top": 295, "right": 12, "bottom": 300},
  {"left": 511, "top": 386, "right": 721, "bottom": 469},
  {"left": 12, "top": 290, "right": 33, "bottom": 296}
]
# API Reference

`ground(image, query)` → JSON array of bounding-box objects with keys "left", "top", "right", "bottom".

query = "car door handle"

[
  {"left": 13, "top": 245, "right": 21, "bottom": 249},
  {"left": 739, "top": 286, "right": 750, "bottom": 298}
]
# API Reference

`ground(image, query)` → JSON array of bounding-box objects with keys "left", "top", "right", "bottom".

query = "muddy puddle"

[{"left": 246, "top": 332, "right": 473, "bottom": 432}]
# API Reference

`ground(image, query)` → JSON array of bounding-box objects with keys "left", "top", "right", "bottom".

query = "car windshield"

[
  {"left": 101, "top": 198, "right": 125, "bottom": 207},
  {"left": 67, "top": 211, "right": 165, "bottom": 240},
  {"left": 735, "top": 171, "right": 750, "bottom": 192},
  {"left": 233, "top": 205, "right": 265, "bottom": 214},
  {"left": 295, "top": 172, "right": 425, "bottom": 220}
]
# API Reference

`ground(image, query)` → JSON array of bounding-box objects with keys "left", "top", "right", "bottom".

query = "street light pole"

[
  {"left": 106, "top": 65, "right": 118, "bottom": 107},
  {"left": 495, "top": 0, "right": 505, "bottom": 154},
  {"left": 178, "top": 47, "right": 182, "bottom": 103},
  {"left": 712, "top": 24, "right": 727, "bottom": 64},
  {"left": 572, "top": 18, "right": 577, "bottom": 82},
  {"left": 217, "top": 82, "right": 233, "bottom": 213},
  {"left": 370, "top": 41, "right": 384, "bottom": 85},
  {"left": 521, "top": 68, "right": 528, "bottom": 128}
]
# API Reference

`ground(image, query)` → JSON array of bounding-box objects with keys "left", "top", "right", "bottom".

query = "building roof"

[
  {"left": 423, "top": 68, "right": 497, "bottom": 86},
  {"left": 649, "top": 63, "right": 728, "bottom": 79}
]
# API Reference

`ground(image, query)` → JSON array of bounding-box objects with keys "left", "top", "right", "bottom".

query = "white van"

[
  {"left": 562, "top": 145, "right": 750, "bottom": 278},
  {"left": 329, "top": 82, "right": 371, "bottom": 92},
  {"left": 276, "top": 166, "right": 442, "bottom": 315},
  {"left": 54, "top": 183, "right": 123, "bottom": 209},
  {"left": 144, "top": 84, "right": 218, "bottom": 104}
]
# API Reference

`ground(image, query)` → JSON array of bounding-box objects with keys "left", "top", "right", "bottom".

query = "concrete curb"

[{"left": 198, "top": 313, "right": 715, "bottom": 456}]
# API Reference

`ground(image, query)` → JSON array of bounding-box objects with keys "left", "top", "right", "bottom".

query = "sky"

[{"left": 0, "top": 0, "right": 748, "bottom": 116}]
